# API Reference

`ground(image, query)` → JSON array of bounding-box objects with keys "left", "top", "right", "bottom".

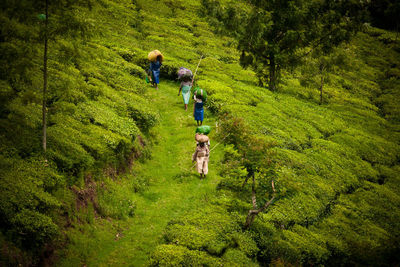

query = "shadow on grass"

[
  {"left": 139, "top": 191, "right": 162, "bottom": 202},
  {"left": 173, "top": 170, "right": 201, "bottom": 182}
]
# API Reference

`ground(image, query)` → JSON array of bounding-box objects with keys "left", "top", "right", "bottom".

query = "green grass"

[
  {"left": 1, "top": 0, "right": 400, "bottom": 265},
  {"left": 57, "top": 80, "right": 225, "bottom": 266}
]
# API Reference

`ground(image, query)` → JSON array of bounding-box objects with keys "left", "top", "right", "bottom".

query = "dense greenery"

[
  {"left": 1, "top": 0, "right": 157, "bottom": 264},
  {"left": 368, "top": 0, "right": 400, "bottom": 31},
  {"left": 1, "top": 0, "right": 399, "bottom": 266},
  {"left": 201, "top": 0, "right": 366, "bottom": 91}
]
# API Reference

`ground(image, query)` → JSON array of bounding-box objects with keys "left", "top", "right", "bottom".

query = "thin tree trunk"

[
  {"left": 319, "top": 65, "right": 325, "bottom": 105},
  {"left": 319, "top": 75, "right": 324, "bottom": 105},
  {"left": 242, "top": 167, "right": 253, "bottom": 188},
  {"left": 251, "top": 174, "right": 257, "bottom": 209},
  {"left": 42, "top": 0, "right": 48, "bottom": 153},
  {"left": 269, "top": 55, "right": 277, "bottom": 91},
  {"left": 242, "top": 176, "right": 249, "bottom": 188},
  {"left": 244, "top": 210, "right": 258, "bottom": 229},
  {"left": 244, "top": 180, "right": 276, "bottom": 229},
  {"left": 244, "top": 175, "right": 258, "bottom": 228}
]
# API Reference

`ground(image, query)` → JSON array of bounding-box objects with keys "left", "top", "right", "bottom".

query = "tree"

[
  {"left": 42, "top": 0, "right": 48, "bottom": 153},
  {"left": 368, "top": 0, "right": 400, "bottom": 31},
  {"left": 40, "top": 0, "right": 94, "bottom": 153},
  {"left": 218, "top": 116, "right": 277, "bottom": 228},
  {"left": 244, "top": 179, "right": 276, "bottom": 229},
  {"left": 202, "top": 0, "right": 366, "bottom": 91},
  {"left": 0, "top": 0, "right": 94, "bottom": 154},
  {"left": 241, "top": 136, "right": 277, "bottom": 229},
  {"left": 300, "top": 47, "right": 348, "bottom": 104}
]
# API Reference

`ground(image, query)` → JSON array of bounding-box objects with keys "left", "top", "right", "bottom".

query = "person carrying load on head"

[
  {"left": 193, "top": 88, "right": 207, "bottom": 126},
  {"left": 195, "top": 126, "right": 211, "bottom": 148},
  {"left": 177, "top": 67, "right": 193, "bottom": 111},
  {"left": 192, "top": 134, "right": 210, "bottom": 179},
  {"left": 148, "top": 50, "right": 163, "bottom": 90}
]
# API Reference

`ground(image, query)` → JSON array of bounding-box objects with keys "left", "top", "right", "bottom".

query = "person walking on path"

[
  {"left": 192, "top": 141, "right": 209, "bottom": 179},
  {"left": 150, "top": 55, "right": 162, "bottom": 90},
  {"left": 193, "top": 88, "right": 206, "bottom": 126},
  {"left": 178, "top": 76, "right": 192, "bottom": 111}
]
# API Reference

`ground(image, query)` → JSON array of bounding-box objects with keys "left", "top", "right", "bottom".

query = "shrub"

[
  {"left": 10, "top": 209, "right": 59, "bottom": 248},
  {"left": 158, "top": 205, "right": 258, "bottom": 265},
  {"left": 128, "top": 103, "right": 160, "bottom": 133},
  {"left": 0, "top": 156, "right": 61, "bottom": 249},
  {"left": 150, "top": 244, "right": 222, "bottom": 266}
]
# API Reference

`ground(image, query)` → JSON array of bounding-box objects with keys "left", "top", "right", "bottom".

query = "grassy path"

[{"left": 59, "top": 81, "right": 223, "bottom": 266}]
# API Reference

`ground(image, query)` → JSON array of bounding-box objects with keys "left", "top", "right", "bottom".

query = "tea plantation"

[{"left": 0, "top": 0, "right": 399, "bottom": 266}]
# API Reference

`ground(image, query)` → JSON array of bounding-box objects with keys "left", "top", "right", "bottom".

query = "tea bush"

[
  {"left": 0, "top": 156, "right": 61, "bottom": 248},
  {"left": 0, "top": 0, "right": 161, "bottom": 260},
  {"left": 150, "top": 244, "right": 222, "bottom": 267},
  {"left": 152, "top": 205, "right": 258, "bottom": 265},
  {"left": 1, "top": 0, "right": 400, "bottom": 265}
]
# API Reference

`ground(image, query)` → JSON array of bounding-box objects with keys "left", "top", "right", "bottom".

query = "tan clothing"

[
  {"left": 192, "top": 145, "right": 209, "bottom": 175},
  {"left": 196, "top": 156, "right": 208, "bottom": 175}
]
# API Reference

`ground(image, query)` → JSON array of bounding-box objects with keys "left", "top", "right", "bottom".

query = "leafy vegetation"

[
  {"left": 0, "top": 0, "right": 399, "bottom": 266},
  {"left": 1, "top": 0, "right": 158, "bottom": 264},
  {"left": 201, "top": 0, "right": 366, "bottom": 90}
]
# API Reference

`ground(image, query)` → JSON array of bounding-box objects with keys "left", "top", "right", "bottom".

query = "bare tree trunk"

[
  {"left": 244, "top": 175, "right": 258, "bottom": 228},
  {"left": 42, "top": 0, "right": 48, "bottom": 153},
  {"left": 242, "top": 176, "right": 249, "bottom": 188},
  {"left": 319, "top": 65, "right": 325, "bottom": 105},
  {"left": 319, "top": 76, "right": 324, "bottom": 105},
  {"left": 244, "top": 210, "right": 258, "bottom": 229},
  {"left": 244, "top": 180, "right": 276, "bottom": 229},
  {"left": 251, "top": 174, "right": 257, "bottom": 208},
  {"left": 269, "top": 55, "right": 277, "bottom": 92}
]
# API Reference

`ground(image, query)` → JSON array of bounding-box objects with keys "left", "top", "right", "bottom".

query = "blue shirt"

[{"left": 150, "top": 61, "right": 162, "bottom": 71}]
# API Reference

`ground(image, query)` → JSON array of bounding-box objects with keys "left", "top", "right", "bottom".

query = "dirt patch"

[
  {"left": 137, "top": 135, "right": 146, "bottom": 147},
  {"left": 38, "top": 243, "right": 57, "bottom": 267},
  {"left": 121, "top": 135, "right": 147, "bottom": 173},
  {"left": 1, "top": 241, "right": 28, "bottom": 266},
  {"left": 70, "top": 174, "right": 100, "bottom": 213},
  {"left": 70, "top": 135, "right": 147, "bottom": 213},
  {"left": 103, "top": 165, "right": 118, "bottom": 180}
]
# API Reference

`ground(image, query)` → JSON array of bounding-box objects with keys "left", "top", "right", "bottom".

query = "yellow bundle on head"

[
  {"left": 195, "top": 133, "right": 209, "bottom": 143},
  {"left": 148, "top": 50, "right": 164, "bottom": 62}
]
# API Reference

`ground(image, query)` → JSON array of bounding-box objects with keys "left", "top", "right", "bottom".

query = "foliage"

[
  {"left": 151, "top": 206, "right": 258, "bottom": 266},
  {"left": 0, "top": 156, "right": 61, "bottom": 249},
  {"left": 368, "top": 0, "right": 400, "bottom": 30},
  {"left": 150, "top": 244, "right": 223, "bottom": 267},
  {"left": 0, "top": 0, "right": 158, "bottom": 262},
  {"left": 202, "top": 0, "right": 367, "bottom": 90},
  {"left": 1, "top": 0, "right": 400, "bottom": 266},
  {"left": 299, "top": 46, "right": 349, "bottom": 104}
]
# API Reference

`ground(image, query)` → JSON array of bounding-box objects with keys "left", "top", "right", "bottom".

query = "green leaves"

[
  {"left": 202, "top": 0, "right": 366, "bottom": 90},
  {"left": 151, "top": 206, "right": 258, "bottom": 266},
  {"left": 0, "top": 156, "right": 61, "bottom": 248}
]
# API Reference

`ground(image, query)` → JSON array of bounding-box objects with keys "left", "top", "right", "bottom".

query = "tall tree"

[
  {"left": 202, "top": 0, "right": 366, "bottom": 91},
  {"left": 1, "top": 0, "right": 94, "bottom": 154},
  {"left": 42, "top": 0, "right": 48, "bottom": 153},
  {"left": 368, "top": 0, "right": 400, "bottom": 31}
]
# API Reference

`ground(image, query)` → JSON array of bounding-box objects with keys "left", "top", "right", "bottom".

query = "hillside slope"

[
  {"left": 56, "top": 81, "right": 229, "bottom": 266},
  {"left": 1, "top": 0, "right": 399, "bottom": 266}
]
